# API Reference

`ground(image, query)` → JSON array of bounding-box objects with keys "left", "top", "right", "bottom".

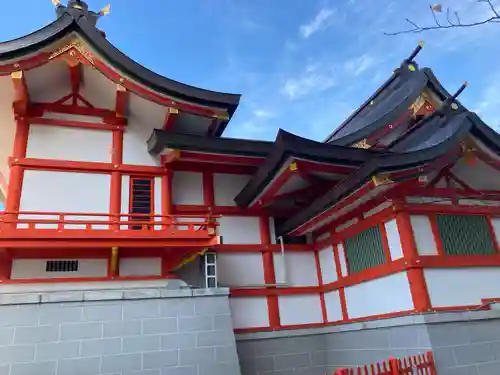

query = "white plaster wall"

[
  {"left": 11, "top": 259, "right": 107, "bottom": 279},
  {"left": 278, "top": 295, "right": 323, "bottom": 325},
  {"left": 119, "top": 258, "right": 161, "bottom": 277},
  {"left": 229, "top": 297, "right": 269, "bottom": 329},
  {"left": 19, "top": 171, "right": 110, "bottom": 228},
  {"left": 26, "top": 125, "right": 112, "bottom": 163},
  {"left": 269, "top": 217, "right": 277, "bottom": 245},
  {"left": 213, "top": 174, "right": 251, "bottom": 206},
  {"left": 410, "top": 215, "right": 438, "bottom": 255},
  {"left": 154, "top": 177, "right": 162, "bottom": 215},
  {"left": 324, "top": 290, "right": 343, "bottom": 322},
  {"left": 337, "top": 244, "right": 348, "bottom": 277},
  {"left": 490, "top": 218, "right": 500, "bottom": 244},
  {"left": 424, "top": 268, "right": 500, "bottom": 307},
  {"left": 121, "top": 175, "right": 130, "bottom": 216},
  {"left": 109, "top": 124, "right": 159, "bottom": 166},
  {"left": 217, "top": 253, "right": 265, "bottom": 287},
  {"left": 344, "top": 272, "right": 414, "bottom": 319},
  {"left": 318, "top": 246, "right": 337, "bottom": 284},
  {"left": 172, "top": 172, "right": 204, "bottom": 205},
  {"left": 385, "top": 219, "right": 404, "bottom": 260},
  {"left": 273, "top": 252, "right": 318, "bottom": 287},
  {"left": 218, "top": 216, "right": 261, "bottom": 244}
]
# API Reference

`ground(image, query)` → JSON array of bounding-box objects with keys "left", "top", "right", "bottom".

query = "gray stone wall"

[
  {"left": 236, "top": 310, "right": 500, "bottom": 375},
  {"left": 0, "top": 287, "right": 241, "bottom": 375}
]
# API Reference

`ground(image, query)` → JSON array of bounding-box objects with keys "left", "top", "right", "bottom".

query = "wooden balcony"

[{"left": 0, "top": 211, "right": 220, "bottom": 248}]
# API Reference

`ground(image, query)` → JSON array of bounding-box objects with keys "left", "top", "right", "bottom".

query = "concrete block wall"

[
  {"left": 0, "top": 286, "right": 241, "bottom": 375},
  {"left": 236, "top": 310, "right": 500, "bottom": 375}
]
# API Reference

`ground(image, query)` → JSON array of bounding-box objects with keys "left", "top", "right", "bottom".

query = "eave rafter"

[
  {"left": 11, "top": 71, "right": 30, "bottom": 117},
  {"left": 163, "top": 107, "right": 179, "bottom": 131}
]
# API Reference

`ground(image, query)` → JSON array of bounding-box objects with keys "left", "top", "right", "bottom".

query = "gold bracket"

[{"left": 372, "top": 174, "right": 393, "bottom": 186}]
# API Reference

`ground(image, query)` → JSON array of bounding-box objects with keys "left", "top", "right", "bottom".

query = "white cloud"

[
  {"left": 343, "top": 54, "right": 377, "bottom": 77},
  {"left": 474, "top": 76, "right": 500, "bottom": 129},
  {"left": 300, "top": 8, "right": 335, "bottom": 38},
  {"left": 282, "top": 73, "right": 337, "bottom": 100},
  {"left": 252, "top": 109, "right": 275, "bottom": 118}
]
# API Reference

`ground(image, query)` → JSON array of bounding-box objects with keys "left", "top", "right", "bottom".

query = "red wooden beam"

[
  {"left": 115, "top": 85, "right": 128, "bottom": 119},
  {"left": 11, "top": 71, "right": 30, "bottom": 116},
  {"left": 30, "top": 102, "right": 117, "bottom": 118},
  {"left": 178, "top": 151, "right": 264, "bottom": 166},
  {"left": 163, "top": 107, "right": 179, "bottom": 131},
  {"left": 254, "top": 163, "right": 297, "bottom": 208},
  {"left": 295, "top": 160, "right": 354, "bottom": 175},
  {"left": 28, "top": 117, "right": 124, "bottom": 132}
]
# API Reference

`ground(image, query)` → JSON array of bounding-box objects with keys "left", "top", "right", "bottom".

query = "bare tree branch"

[{"left": 385, "top": 0, "right": 500, "bottom": 35}]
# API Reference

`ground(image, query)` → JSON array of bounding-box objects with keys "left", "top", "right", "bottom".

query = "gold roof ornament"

[
  {"left": 372, "top": 174, "right": 393, "bottom": 186},
  {"left": 352, "top": 139, "right": 371, "bottom": 149},
  {"left": 52, "top": 0, "right": 61, "bottom": 5},
  {"left": 100, "top": 4, "right": 111, "bottom": 16}
]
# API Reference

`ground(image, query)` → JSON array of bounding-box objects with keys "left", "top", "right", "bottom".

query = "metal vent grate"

[
  {"left": 46, "top": 260, "right": 79, "bottom": 273},
  {"left": 344, "top": 225, "right": 386, "bottom": 274}
]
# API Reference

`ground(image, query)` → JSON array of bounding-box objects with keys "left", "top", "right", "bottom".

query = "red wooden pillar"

[
  {"left": 5, "top": 117, "right": 29, "bottom": 228},
  {"left": 0, "top": 249, "right": 12, "bottom": 281},
  {"left": 109, "top": 129, "right": 123, "bottom": 230},
  {"left": 260, "top": 216, "right": 280, "bottom": 328},
  {"left": 314, "top": 250, "right": 328, "bottom": 323},
  {"left": 393, "top": 200, "right": 432, "bottom": 312}
]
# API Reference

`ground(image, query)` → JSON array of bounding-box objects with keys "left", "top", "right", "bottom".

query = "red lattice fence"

[{"left": 334, "top": 351, "right": 436, "bottom": 375}]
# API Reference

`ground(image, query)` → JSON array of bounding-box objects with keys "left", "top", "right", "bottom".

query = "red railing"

[
  {"left": 0, "top": 211, "right": 219, "bottom": 238},
  {"left": 334, "top": 351, "right": 436, "bottom": 375}
]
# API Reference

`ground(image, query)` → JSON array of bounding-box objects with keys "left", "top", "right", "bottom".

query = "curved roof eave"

[
  {"left": 277, "top": 113, "right": 498, "bottom": 236},
  {"left": 0, "top": 14, "right": 241, "bottom": 116},
  {"left": 234, "top": 129, "right": 383, "bottom": 207}
]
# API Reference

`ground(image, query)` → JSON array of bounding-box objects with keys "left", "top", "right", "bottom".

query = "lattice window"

[
  {"left": 344, "top": 226, "right": 386, "bottom": 274},
  {"left": 46, "top": 260, "right": 79, "bottom": 273},
  {"left": 130, "top": 177, "right": 153, "bottom": 230},
  {"left": 204, "top": 252, "right": 217, "bottom": 288},
  {"left": 435, "top": 214, "right": 496, "bottom": 255}
]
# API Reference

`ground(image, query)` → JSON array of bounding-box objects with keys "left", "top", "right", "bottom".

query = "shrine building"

[{"left": 0, "top": 1, "right": 500, "bottom": 375}]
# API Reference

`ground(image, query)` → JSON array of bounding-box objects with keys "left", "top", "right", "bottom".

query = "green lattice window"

[
  {"left": 435, "top": 215, "right": 497, "bottom": 255},
  {"left": 344, "top": 226, "right": 386, "bottom": 274}
]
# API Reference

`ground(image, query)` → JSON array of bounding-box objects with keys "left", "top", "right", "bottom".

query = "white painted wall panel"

[
  {"left": 218, "top": 216, "right": 261, "bottom": 244},
  {"left": 154, "top": 177, "right": 162, "bottom": 215},
  {"left": 119, "top": 258, "right": 161, "bottom": 276},
  {"left": 26, "top": 125, "right": 112, "bottom": 163},
  {"left": 410, "top": 215, "right": 438, "bottom": 255},
  {"left": 121, "top": 175, "right": 130, "bottom": 215},
  {"left": 230, "top": 297, "right": 269, "bottom": 329},
  {"left": 337, "top": 244, "right": 348, "bottom": 277},
  {"left": 269, "top": 217, "right": 277, "bottom": 245},
  {"left": 278, "top": 295, "right": 323, "bottom": 325},
  {"left": 20, "top": 171, "right": 110, "bottom": 215},
  {"left": 11, "top": 259, "right": 107, "bottom": 279},
  {"left": 213, "top": 174, "right": 251, "bottom": 206},
  {"left": 172, "top": 172, "right": 204, "bottom": 205},
  {"left": 319, "top": 246, "right": 337, "bottom": 284},
  {"left": 217, "top": 253, "right": 265, "bottom": 287},
  {"left": 385, "top": 219, "right": 403, "bottom": 260},
  {"left": 425, "top": 268, "right": 500, "bottom": 307},
  {"left": 273, "top": 252, "right": 318, "bottom": 286},
  {"left": 344, "top": 272, "right": 414, "bottom": 319},
  {"left": 122, "top": 119, "right": 161, "bottom": 166},
  {"left": 490, "top": 218, "right": 500, "bottom": 244},
  {"left": 324, "top": 290, "right": 343, "bottom": 322}
]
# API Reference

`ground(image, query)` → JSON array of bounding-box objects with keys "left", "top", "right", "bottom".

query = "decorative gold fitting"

[
  {"left": 167, "top": 107, "right": 179, "bottom": 115},
  {"left": 352, "top": 139, "right": 371, "bottom": 149},
  {"left": 418, "top": 41, "right": 425, "bottom": 47},
  {"left": 371, "top": 174, "right": 393, "bottom": 186},
  {"left": 11, "top": 71, "right": 23, "bottom": 79},
  {"left": 289, "top": 162, "right": 298, "bottom": 172}
]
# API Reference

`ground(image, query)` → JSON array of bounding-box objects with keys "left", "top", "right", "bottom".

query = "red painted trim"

[
  {"left": 233, "top": 309, "right": 417, "bottom": 334},
  {"left": 254, "top": 168, "right": 294, "bottom": 208},
  {"left": 214, "top": 244, "right": 314, "bottom": 252},
  {"left": 291, "top": 181, "right": 375, "bottom": 236},
  {"left": 0, "top": 249, "right": 12, "bottom": 280},
  {"left": 28, "top": 117, "right": 124, "bottom": 131},
  {"left": 332, "top": 241, "right": 349, "bottom": 320},
  {"left": 295, "top": 160, "right": 354, "bottom": 175},
  {"left": 31, "top": 102, "right": 117, "bottom": 119},
  {"left": 394, "top": 202, "right": 432, "bottom": 312},
  {"left": 203, "top": 171, "right": 215, "bottom": 208},
  {"left": 418, "top": 255, "right": 500, "bottom": 268},
  {"left": 314, "top": 250, "right": 328, "bottom": 323},
  {"left": 162, "top": 170, "right": 173, "bottom": 216},
  {"left": 171, "top": 161, "right": 257, "bottom": 175},
  {"left": 260, "top": 215, "right": 280, "bottom": 328},
  {"left": 408, "top": 204, "right": 500, "bottom": 216},
  {"left": 379, "top": 222, "right": 392, "bottom": 263},
  {"left": 163, "top": 109, "right": 179, "bottom": 131},
  {"left": 177, "top": 151, "right": 265, "bottom": 167},
  {"left": 173, "top": 205, "right": 266, "bottom": 217},
  {"left": 109, "top": 130, "right": 123, "bottom": 229}
]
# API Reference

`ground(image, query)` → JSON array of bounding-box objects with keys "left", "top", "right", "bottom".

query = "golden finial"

[
  {"left": 463, "top": 81, "right": 469, "bottom": 87},
  {"left": 100, "top": 4, "right": 111, "bottom": 16},
  {"left": 418, "top": 41, "right": 425, "bottom": 47},
  {"left": 52, "top": 0, "right": 61, "bottom": 5}
]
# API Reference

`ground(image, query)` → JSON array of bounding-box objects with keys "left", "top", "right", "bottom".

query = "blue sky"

[{"left": 0, "top": 0, "right": 499, "bottom": 142}]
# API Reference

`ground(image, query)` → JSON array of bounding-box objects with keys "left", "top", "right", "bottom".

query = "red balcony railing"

[{"left": 0, "top": 211, "right": 219, "bottom": 240}]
